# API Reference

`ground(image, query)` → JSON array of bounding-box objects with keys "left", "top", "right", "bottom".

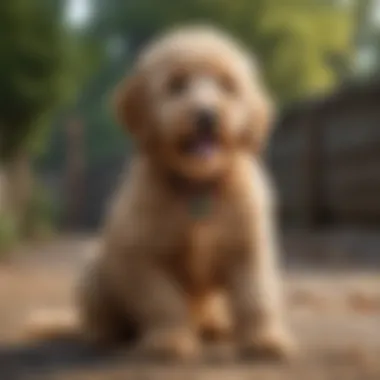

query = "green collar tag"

[{"left": 189, "top": 194, "right": 212, "bottom": 219}]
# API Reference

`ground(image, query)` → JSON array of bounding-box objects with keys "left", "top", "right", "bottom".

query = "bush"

[
  {"left": 24, "top": 183, "right": 59, "bottom": 240},
  {"left": 0, "top": 213, "right": 19, "bottom": 256},
  {"left": 0, "top": 181, "right": 59, "bottom": 257}
]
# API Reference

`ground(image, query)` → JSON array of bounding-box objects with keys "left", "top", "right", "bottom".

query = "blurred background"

[
  {"left": 2, "top": 1, "right": 380, "bottom": 378},
  {"left": 1, "top": 0, "right": 379, "bottom": 245}
]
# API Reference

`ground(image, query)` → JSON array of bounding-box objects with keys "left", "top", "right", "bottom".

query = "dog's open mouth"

[{"left": 179, "top": 135, "right": 218, "bottom": 158}]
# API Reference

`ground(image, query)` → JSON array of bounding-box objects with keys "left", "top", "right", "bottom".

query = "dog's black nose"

[{"left": 195, "top": 109, "right": 217, "bottom": 134}]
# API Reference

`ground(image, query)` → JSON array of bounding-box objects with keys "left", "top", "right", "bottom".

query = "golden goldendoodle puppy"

[{"left": 28, "top": 25, "right": 294, "bottom": 361}]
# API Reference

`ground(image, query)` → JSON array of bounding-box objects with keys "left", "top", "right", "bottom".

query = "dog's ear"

[
  {"left": 245, "top": 88, "right": 275, "bottom": 155},
  {"left": 112, "top": 70, "right": 149, "bottom": 136}
]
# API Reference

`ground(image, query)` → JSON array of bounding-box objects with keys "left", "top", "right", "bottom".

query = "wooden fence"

[{"left": 269, "top": 82, "right": 380, "bottom": 228}]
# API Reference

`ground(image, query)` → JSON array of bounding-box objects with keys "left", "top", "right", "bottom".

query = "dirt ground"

[{"left": 0, "top": 234, "right": 380, "bottom": 380}]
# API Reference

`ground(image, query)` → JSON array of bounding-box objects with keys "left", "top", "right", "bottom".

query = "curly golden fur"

[{"left": 27, "top": 26, "right": 295, "bottom": 361}]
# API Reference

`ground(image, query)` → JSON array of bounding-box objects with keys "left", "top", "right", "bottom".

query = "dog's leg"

[
  {"left": 121, "top": 263, "right": 200, "bottom": 361},
  {"left": 190, "top": 292, "right": 231, "bottom": 342},
  {"left": 227, "top": 212, "right": 295, "bottom": 361},
  {"left": 78, "top": 260, "right": 130, "bottom": 346}
]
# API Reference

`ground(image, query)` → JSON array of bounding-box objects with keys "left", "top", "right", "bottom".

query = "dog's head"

[{"left": 114, "top": 26, "right": 273, "bottom": 181}]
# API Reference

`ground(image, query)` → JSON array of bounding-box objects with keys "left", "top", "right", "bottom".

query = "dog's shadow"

[
  {"left": 0, "top": 338, "right": 229, "bottom": 378},
  {"left": 0, "top": 338, "right": 296, "bottom": 378},
  {"left": 0, "top": 338, "right": 129, "bottom": 378}
]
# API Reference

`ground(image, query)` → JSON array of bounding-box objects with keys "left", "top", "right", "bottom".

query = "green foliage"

[
  {"left": 255, "top": 1, "right": 355, "bottom": 100},
  {"left": 0, "top": 180, "right": 57, "bottom": 255},
  {"left": 353, "top": 0, "right": 380, "bottom": 78},
  {"left": 24, "top": 182, "right": 58, "bottom": 240},
  {"left": 92, "top": 0, "right": 355, "bottom": 103},
  {"left": 0, "top": 0, "right": 94, "bottom": 160}
]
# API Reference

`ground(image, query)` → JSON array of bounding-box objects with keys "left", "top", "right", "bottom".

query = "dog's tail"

[{"left": 23, "top": 308, "right": 81, "bottom": 342}]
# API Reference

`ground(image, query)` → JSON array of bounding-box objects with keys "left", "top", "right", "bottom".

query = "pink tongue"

[{"left": 194, "top": 141, "right": 215, "bottom": 157}]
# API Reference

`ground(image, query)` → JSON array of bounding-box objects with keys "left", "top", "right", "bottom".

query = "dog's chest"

[
  {"left": 168, "top": 197, "right": 239, "bottom": 293},
  {"left": 183, "top": 219, "right": 220, "bottom": 291}
]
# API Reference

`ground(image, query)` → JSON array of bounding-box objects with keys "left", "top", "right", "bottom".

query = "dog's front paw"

[
  {"left": 138, "top": 328, "right": 200, "bottom": 362},
  {"left": 239, "top": 326, "right": 296, "bottom": 362}
]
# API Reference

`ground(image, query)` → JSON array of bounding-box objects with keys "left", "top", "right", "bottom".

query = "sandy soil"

[{"left": 0, "top": 235, "right": 380, "bottom": 380}]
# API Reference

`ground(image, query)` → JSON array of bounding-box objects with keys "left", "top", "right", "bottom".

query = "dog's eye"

[
  {"left": 167, "top": 74, "right": 188, "bottom": 96},
  {"left": 219, "top": 74, "right": 236, "bottom": 94}
]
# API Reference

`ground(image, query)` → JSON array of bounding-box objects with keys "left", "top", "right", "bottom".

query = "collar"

[{"left": 166, "top": 172, "right": 219, "bottom": 219}]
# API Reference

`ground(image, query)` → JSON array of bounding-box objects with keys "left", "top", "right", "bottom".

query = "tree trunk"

[{"left": 65, "top": 116, "right": 85, "bottom": 230}]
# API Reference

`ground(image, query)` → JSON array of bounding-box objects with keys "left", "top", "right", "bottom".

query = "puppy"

[{"left": 28, "top": 26, "right": 294, "bottom": 361}]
